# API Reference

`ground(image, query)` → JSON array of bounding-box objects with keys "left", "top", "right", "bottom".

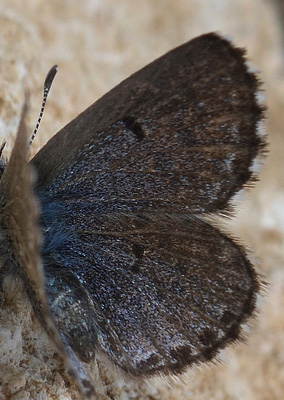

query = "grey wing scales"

[
  {"left": 30, "top": 33, "right": 264, "bottom": 379},
  {"left": 42, "top": 210, "right": 259, "bottom": 376}
]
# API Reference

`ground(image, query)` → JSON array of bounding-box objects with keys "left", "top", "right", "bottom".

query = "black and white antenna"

[{"left": 28, "top": 65, "right": 58, "bottom": 148}]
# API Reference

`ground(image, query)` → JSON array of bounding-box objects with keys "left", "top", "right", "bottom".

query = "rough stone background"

[{"left": 0, "top": 0, "right": 283, "bottom": 399}]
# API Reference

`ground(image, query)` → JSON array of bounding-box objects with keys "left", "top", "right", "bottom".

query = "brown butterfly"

[{"left": 0, "top": 33, "right": 266, "bottom": 398}]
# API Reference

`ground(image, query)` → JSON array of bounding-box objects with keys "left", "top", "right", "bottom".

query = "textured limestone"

[{"left": 0, "top": 1, "right": 283, "bottom": 399}]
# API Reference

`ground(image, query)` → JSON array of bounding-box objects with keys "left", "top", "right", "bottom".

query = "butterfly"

[{"left": 0, "top": 33, "right": 265, "bottom": 399}]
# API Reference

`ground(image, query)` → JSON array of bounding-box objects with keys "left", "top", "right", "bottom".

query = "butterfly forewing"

[{"left": 32, "top": 33, "right": 264, "bottom": 215}]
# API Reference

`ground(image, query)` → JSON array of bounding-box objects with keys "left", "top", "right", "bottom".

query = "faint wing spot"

[
  {"left": 121, "top": 116, "right": 146, "bottom": 141},
  {"left": 132, "top": 243, "right": 144, "bottom": 259},
  {"left": 198, "top": 328, "right": 217, "bottom": 346}
]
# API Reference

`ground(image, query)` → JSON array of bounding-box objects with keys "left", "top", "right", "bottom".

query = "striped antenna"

[{"left": 28, "top": 65, "right": 58, "bottom": 147}]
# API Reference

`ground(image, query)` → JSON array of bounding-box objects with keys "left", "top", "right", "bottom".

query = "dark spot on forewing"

[{"left": 121, "top": 116, "right": 146, "bottom": 141}]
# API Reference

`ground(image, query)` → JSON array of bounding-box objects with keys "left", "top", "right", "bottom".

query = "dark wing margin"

[{"left": 31, "top": 33, "right": 265, "bottom": 215}]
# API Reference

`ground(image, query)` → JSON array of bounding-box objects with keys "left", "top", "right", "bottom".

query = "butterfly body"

[{"left": 0, "top": 33, "right": 265, "bottom": 398}]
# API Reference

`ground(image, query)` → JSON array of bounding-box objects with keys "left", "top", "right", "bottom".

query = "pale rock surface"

[{"left": 0, "top": 1, "right": 283, "bottom": 399}]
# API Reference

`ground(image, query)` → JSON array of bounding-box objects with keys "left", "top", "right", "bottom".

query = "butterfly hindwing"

[{"left": 41, "top": 210, "right": 259, "bottom": 376}]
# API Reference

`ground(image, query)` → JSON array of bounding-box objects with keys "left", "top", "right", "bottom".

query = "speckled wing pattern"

[{"left": 30, "top": 34, "right": 264, "bottom": 381}]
